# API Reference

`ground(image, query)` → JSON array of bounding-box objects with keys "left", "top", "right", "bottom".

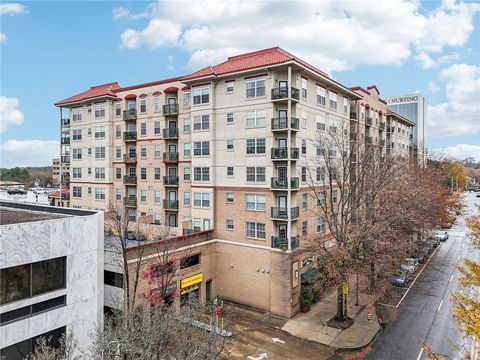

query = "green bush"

[{"left": 300, "top": 286, "right": 314, "bottom": 307}]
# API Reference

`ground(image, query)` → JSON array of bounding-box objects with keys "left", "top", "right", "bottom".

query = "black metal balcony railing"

[
  {"left": 380, "top": 122, "right": 386, "bottom": 130},
  {"left": 123, "top": 131, "right": 137, "bottom": 141},
  {"left": 271, "top": 147, "right": 299, "bottom": 160},
  {"left": 271, "top": 207, "right": 300, "bottom": 220},
  {"left": 123, "top": 196, "right": 137, "bottom": 207},
  {"left": 271, "top": 117, "right": 300, "bottom": 131},
  {"left": 60, "top": 155, "right": 70, "bottom": 163},
  {"left": 123, "top": 109, "right": 137, "bottom": 121},
  {"left": 123, "top": 175, "right": 137, "bottom": 185},
  {"left": 271, "top": 177, "right": 300, "bottom": 190},
  {"left": 366, "top": 117, "right": 373, "bottom": 126},
  {"left": 291, "top": 236, "right": 300, "bottom": 249},
  {"left": 271, "top": 236, "right": 300, "bottom": 250},
  {"left": 163, "top": 199, "right": 179, "bottom": 210},
  {"left": 350, "top": 112, "right": 357, "bottom": 120},
  {"left": 163, "top": 128, "right": 179, "bottom": 139},
  {"left": 163, "top": 176, "right": 179, "bottom": 186},
  {"left": 271, "top": 87, "right": 300, "bottom": 101},
  {"left": 163, "top": 152, "right": 179, "bottom": 162},
  {"left": 350, "top": 133, "right": 357, "bottom": 141},
  {"left": 123, "top": 154, "right": 137, "bottom": 163},
  {"left": 162, "top": 103, "right": 179, "bottom": 116},
  {"left": 61, "top": 138, "right": 70, "bottom": 145},
  {"left": 61, "top": 118, "right": 70, "bottom": 127}
]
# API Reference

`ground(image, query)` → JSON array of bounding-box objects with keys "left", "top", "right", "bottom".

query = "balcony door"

[
  {"left": 277, "top": 138, "right": 287, "bottom": 149},
  {"left": 168, "top": 120, "right": 177, "bottom": 129},
  {"left": 278, "top": 80, "right": 288, "bottom": 94},
  {"left": 168, "top": 144, "right": 177, "bottom": 153},
  {"left": 127, "top": 123, "right": 136, "bottom": 132},
  {"left": 168, "top": 167, "right": 177, "bottom": 177},
  {"left": 167, "top": 97, "right": 176, "bottom": 106},
  {"left": 127, "top": 100, "right": 136, "bottom": 110},
  {"left": 128, "top": 167, "right": 136, "bottom": 177},
  {"left": 277, "top": 223, "right": 287, "bottom": 238},
  {"left": 127, "top": 188, "right": 136, "bottom": 198},
  {"left": 277, "top": 195, "right": 287, "bottom": 212},
  {"left": 168, "top": 190, "right": 177, "bottom": 202},
  {"left": 277, "top": 166, "right": 287, "bottom": 180},
  {"left": 129, "top": 146, "right": 136, "bottom": 156}
]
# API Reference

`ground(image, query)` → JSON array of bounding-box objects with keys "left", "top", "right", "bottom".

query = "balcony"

[
  {"left": 123, "top": 196, "right": 137, "bottom": 208},
  {"left": 163, "top": 128, "right": 179, "bottom": 139},
  {"left": 271, "top": 147, "right": 299, "bottom": 161},
  {"left": 61, "top": 138, "right": 70, "bottom": 145},
  {"left": 350, "top": 133, "right": 358, "bottom": 141},
  {"left": 366, "top": 136, "right": 373, "bottom": 145},
  {"left": 163, "top": 199, "right": 179, "bottom": 210},
  {"left": 271, "top": 117, "right": 300, "bottom": 132},
  {"left": 380, "top": 122, "right": 386, "bottom": 131},
  {"left": 366, "top": 117, "right": 373, "bottom": 126},
  {"left": 162, "top": 103, "right": 179, "bottom": 116},
  {"left": 271, "top": 87, "right": 300, "bottom": 102},
  {"left": 123, "top": 109, "right": 137, "bottom": 121},
  {"left": 163, "top": 176, "right": 179, "bottom": 186},
  {"left": 271, "top": 177, "right": 299, "bottom": 190},
  {"left": 123, "top": 154, "right": 137, "bottom": 164},
  {"left": 123, "top": 131, "right": 137, "bottom": 142},
  {"left": 271, "top": 207, "right": 300, "bottom": 220},
  {"left": 61, "top": 118, "right": 70, "bottom": 127},
  {"left": 60, "top": 155, "right": 70, "bottom": 163},
  {"left": 350, "top": 112, "right": 357, "bottom": 120},
  {"left": 123, "top": 175, "right": 137, "bottom": 185},
  {"left": 163, "top": 152, "right": 179, "bottom": 163}
]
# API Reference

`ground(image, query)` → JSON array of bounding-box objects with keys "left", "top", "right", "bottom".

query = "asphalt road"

[{"left": 369, "top": 192, "right": 480, "bottom": 360}]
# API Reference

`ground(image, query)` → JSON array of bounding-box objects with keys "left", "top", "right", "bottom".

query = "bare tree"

[{"left": 30, "top": 332, "right": 81, "bottom": 360}]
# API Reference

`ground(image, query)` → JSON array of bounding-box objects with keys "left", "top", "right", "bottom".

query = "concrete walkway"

[{"left": 282, "top": 287, "right": 381, "bottom": 349}]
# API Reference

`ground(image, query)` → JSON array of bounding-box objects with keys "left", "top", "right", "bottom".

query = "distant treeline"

[{"left": 0, "top": 167, "right": 53, "bottom": 186}]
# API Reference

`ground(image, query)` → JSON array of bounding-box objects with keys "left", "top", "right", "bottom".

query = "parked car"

[
  {"left": 401, "top": 258, "right": 419, "bottom": 274},
  {"left": 435, "top": 231, "right": 449, "bottom": 242},
  {"left": 391, "top": 269, "right": 412, "bottom": 287},
  {"left": 6, "top": 188, "right": 27, "bottom": 195},
  {"left": 413, "top": 250, "right": 427, "bottom": 264},
  {"left": 476, "top": 194, "right": 480, "bottom": 198},
  {"left": 428, "top": 237, "right": 441, "bottom": 248}
]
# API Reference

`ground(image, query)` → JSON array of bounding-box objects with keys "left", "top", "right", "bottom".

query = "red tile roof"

[
  {"left": 367, "top": 85, "right": 380, "bottom": 94},
  {"left": 164, "top": 86, "right": 179, "bottom": 92},
  {"left": 124, "top": 94, "right": 137, "bottom": 99},
  {"left": 55, "top": 82, "right": 120, "bottom": 106},
  {"left": 182, "top": 47, "right": 328, "bottom": 81}
]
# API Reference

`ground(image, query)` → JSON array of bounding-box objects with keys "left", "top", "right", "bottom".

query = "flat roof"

[{"left": 0, "top": 208, "right": 64, "bottom": 225}]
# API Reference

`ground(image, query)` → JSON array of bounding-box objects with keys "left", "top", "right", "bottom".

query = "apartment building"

[
  {"left": 386, "top": 109, "right": 415, "bottom": 156},
  {"left": 55, "top": 47, "right": 365, "bottom": 317},
  {"left": 52, "top": 158, "right": 69, "bottom": 185},
  {"left": 0, "top": 201, "right": 103, "bottom": 359}
]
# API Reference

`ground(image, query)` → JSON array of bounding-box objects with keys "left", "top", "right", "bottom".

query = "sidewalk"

[{"left": 281, "top": 287, "right": 380, "bottom": 349}]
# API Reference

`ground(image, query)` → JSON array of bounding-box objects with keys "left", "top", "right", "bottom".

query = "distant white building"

[{"left": 0, "top": 201, "right": 103, "bottom": 358}]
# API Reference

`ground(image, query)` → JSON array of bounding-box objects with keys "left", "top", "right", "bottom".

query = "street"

[{"left": 369, "top": 192, "right": 480, "bottom": 360}]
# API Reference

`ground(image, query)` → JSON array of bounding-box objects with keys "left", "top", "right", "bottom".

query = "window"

[
  {"left": 154, "top": 95, "right": 161, "bottom": 112},
  {"left": 184, "top": 192, "right": 191, "bottom": 206},
  {"left": 154, "top": 121, "right": 161, "bottom": 135},
  {"left": 154, "top": 190, "right": 161, "bottom": 204},
  {"left": 192, "top": 86, "right": 210, "bottom": 105},
  {"left": 72, "top": 167, "right": 82, "bottom": 179},
  {"left": 193, "top": 167, "right": 209, "bottom": 181},
  {"left": 246, "top": 77, "right": 265, "bottom": 98},
  {"left": 183, "top": 167, "right": 191, "bottom": 181},
  {"left": 302, "top": 139, "right": 307, "bottom": 154},
  {"left": 301, "top": 78, "right": 308, "bottom": 98},
  {"left": 227, "top": 167, "right": 234, "bottom": 176},
  {"left": 153, "top": 213, "right": 162, "bottom": 225},
  {"left": 302, "top": 221, "right": 308, "bottom": 236},
  {"left": 72, "top": 148, "right": 82, "bottom": 160},
  {"left": 344, "top": 97, "right": 348, "bottom": 114},
  {"left": 301, "top": 110, "right": 307, "bottom": 128},
  {"left": 226, "top": 139, "right": 234, "bottom": 151},
  {"left": 72, "top": 186, "right": 82, "bottom": 197},
  {"left": 140, "top": 190, "right": 147, "bottom": 202},
  {"left": 246, "top": 138, "right": 266, "bottom": 154},
  {"left": 184, "top": 143, "right": 191, "bottom": 157},
  {"left": 141, "top": 145, "right": 147, "bottom": 158},
  {"left": 226, "top": 192, "right": 234, "bottom": 203},
  {"left": 332, "top": 190, "right": 338, "bottom": 203},
  {"left": 140, "top": 122, "right": 146, "bottom": 136},
  {"left": 104, "top": 270, "right": 123, "bottom": 288},
  {"left": 183, "top": 91, "right": 190, "bottom": 108},
  {"left": 193, "top": 141, "right": 210, "bottom": 156},
  {"left": 0, "top": 327, "right": 66, "bottom": 358},
  {"left": 72, "top": 129, "right": 82, "bottom": 141},
  {"left": 226, "top": 219, "right": 234, "bottom": 231},
  {"left": 246, "top": 194, "right": 266, "bottom": 211},
  {"left": 316, "top": 167, "right": 326, "bottom": 181},
  {"left": 95, "top": 146, "right": 105, "bottom": 159},
  {"left": 194, "top": 192, "right": 210, "bottom": 208},
  {"left": 317, "top": 218, "right": 326, "bottom": 232},
  {"left": 316, "top": 85, "right": 326, "bottom": 106},
  {"left": 116, "top": 125, "right": 121, "bottom": 138},
  {"left": 329, "top": 91, "right": 337, "bottom": 110},
  {"left": 246, "top": 167, "right": 265, "bottom": 182},
  {"left": 95, "top": 167, "right": 105, "bottom": 179},
  {"left": 183, "top": 118, "right": 191, "bottom": 132},
  {"left": 88, "top": 168, "right": 92, "bottom": 176},
  {"left": 301, "top": 167, "right": 307, "bottom": 182},
  {"left": 246, "top": 110, "right": 266, "bottom": 127},
  {"left": 317, "top": 192, "right": 326, "bottom": 206},
  {"left": 316, "top": 115, "right": 326, "bottom": 131},
  {"left": 140, "top": 97, "right": 147, "bottom": 113},
  {"left": 95, "top": 188, "right": 106, "bottom": 200},
  {"left": 227, "top": 112, "right": 234, "bottom": 123},
  {"left": 180, "top": 254, "right": 200, "bottom": 269},
  {"left": 72, "top": 108, "right": 82, "bottom": 121},
  {"left": 154, "top": 144, "right": 161, "bottom": 157},
  {"left": 141, "top": 167, "right": 147, "bottom": 180},
  {"left": 115, "top": 102, "right": 121, "bottom": 117},
  {"left": 88, "top": 128, "right": 92, "bottom": 137},
  {"left": 154, "top": 167, "right": 161, "bottom": 180},
  {"left": 94, "top": 103, "right": 105, "bottom": 118},
  {"left": 193, "top": 115, "right": 210, "bottom": 130},
  {"left": 301, "top": 193, "right": 308, "bottom": 210},
  {"left": 115, "top": 188, "right": 121, "bottom": 201},
  {"left": 95, "top": 127, "right": 105, "bottom": 139},
  {"left": 226, "top": 81, "right": 234, "bottom": 92},
  {"left": 246, "top": 222, "right": 266, "bottom": 239},
  {"left": 115, "top": 146, "right": 121, "bottom": 159}
]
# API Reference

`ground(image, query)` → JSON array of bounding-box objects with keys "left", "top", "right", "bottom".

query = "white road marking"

[
  {"left": 271, "top": 337, "right": 285, "bottom": 344},
  {"left": 457, "top": 255, "right": 461, "bottom": 262},
  {"left": 450, "top": 274, "right": 454, "bottom": 282},
  {"left": 247, "top": 353, "right": 268, "bottom": 360},
  {"left": 437, "top": 300, "right": 444, "bottom": 312},
  {"left": 416, "top": 348, "right": 424, "bottom": 360}
]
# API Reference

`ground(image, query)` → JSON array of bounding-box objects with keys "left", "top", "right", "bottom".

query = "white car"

[
  {"left": 435, "top": 231, "right": 449, "bottom": 242},
  {"left": 401, "top": 258, "right": 419, "bottom": 274}
]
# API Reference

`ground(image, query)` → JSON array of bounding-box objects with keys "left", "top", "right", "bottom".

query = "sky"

[{"left": 1, "top": 0, "right": 479, "bottom": 167}]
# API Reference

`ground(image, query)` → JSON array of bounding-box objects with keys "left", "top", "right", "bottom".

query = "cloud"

[
  {"left": 432, "top": 144, "right": 480, "bottom": 161},
  {"left": 117, "top": 0, "right": 479, "bottom": 74},
  {"left": 428, "top": 63, "right": 480, "bottom": 138},
  {"left": 0, "top": 33, "right": 6, "bottom": 44},
  {"left": 112, "top": 3, "right": 155, "bottom": 21},
  {"left": 0, "top": 2, "right": 25, "bottom": 15},
  {"left": 416, "top": 52, "right": 436, "bottom": 69},
  {"left": 428, "top": 82, "right": 440, "bottom": 93},
  {"left": 0, "top": 140, "right": 59, "bottom": 167},
  {"left": 112, "top": 7, "right": 129, "bottom": 21},
  {"left": 0, "top": 96, "right": 24, "bottom": 133}
]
